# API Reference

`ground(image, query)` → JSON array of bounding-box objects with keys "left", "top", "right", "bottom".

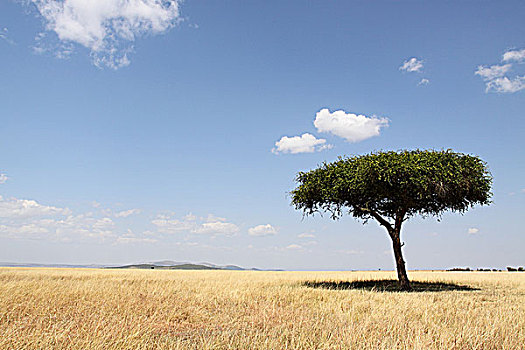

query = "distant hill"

[
  {"left": 109, "top": 261, "right": 264, "bottom": 270},
  {"left": 0, "top": 262, "right": 104, "bottom": 269},
  {"left": 109, "top": 263, "right": 221, "bottom": 270},
  {"left": 0, "top": 261, "right": 278, "bottom": 271}
]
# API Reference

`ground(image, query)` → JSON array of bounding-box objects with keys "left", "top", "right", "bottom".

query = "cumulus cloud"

[
  {"left": 272, "top": 133, "right": 331, "bottom": 154},
  {"left": 193, "top": 221, "right": 239, "bottom": 236},
  {"left": 0, "top": 174, "right": 8, "bottom": 184},
  {"left": 151, "top": 213, "right": 239, "bottom": 236},
  {"left": 248, "top": 224, "right": 277, "bottom": 237},
  {"left": 30, "top": 0, "right": 181, "bottom": 69},
  {"left": 151, "top": 217, "right": 194, "bottom": 233},
  {"left": 475, "top": 64, "right": 512, "bottom": 80},
  {"left": 114, "top": 208, "right": 141, "bottom": 218},
  {"left": 476, "top": 49, "right": 525, "bottom": 93},
  {"left": 418, "top": 78, "right": 430, "bottom": 86},
  {"left": 467, "top": 227, "right": 479, "bottom": 235},
  {"left": 0, "top": 195, "right": 158, "bottom": 243},
  {"left": 399, "top": 57, "right": 423, "bottom": 72},
  {"left": 0, "top": 195, "right": 71, "bottom": 218},
  {"left": 503, "top": 48, "right": 525, "bottom": 62},
  {"left": 0, "top": 211, "right": 116, "bottom": 242},
  {"left": 485, "top": 76, "right": 525, "bottom": 93},
  {"left": 314, "top": 108, "right": 389, "bottom": 143}
]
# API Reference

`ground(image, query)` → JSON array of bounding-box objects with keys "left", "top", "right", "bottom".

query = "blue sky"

[{"left": 0, "top": 0, "right": 524, "bottom": 270}]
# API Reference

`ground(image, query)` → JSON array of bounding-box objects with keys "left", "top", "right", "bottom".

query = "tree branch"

[
  {"left": 394, "top": 208, "right": 407, "bottom": 232},
  {"left": 361, "top": 207, "right": 393, "bottom": 232}
]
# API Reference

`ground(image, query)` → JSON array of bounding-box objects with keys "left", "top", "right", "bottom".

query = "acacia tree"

[{"left": 291, "top": 150, "right": 492, "bottom": 290}]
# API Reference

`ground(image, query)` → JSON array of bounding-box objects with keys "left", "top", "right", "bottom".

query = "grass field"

[{"left": 1, "top": 268, "right": 523, "bottom": 349}]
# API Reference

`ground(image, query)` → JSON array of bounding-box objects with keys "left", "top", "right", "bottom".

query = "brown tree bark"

[
  {"left": 367, "top": 208, "right": 411, "bottom": 290},
  {"left": 390, "top": 228, "right": 410, "bottom": 290}
]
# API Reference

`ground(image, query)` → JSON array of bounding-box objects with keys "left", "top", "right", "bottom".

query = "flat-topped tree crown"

[
  {"left": 292, "top": 150, "right": 492, "bottom": 221},
  {"left": 291, "top": 150, "right": 492, "bottom": 290}
]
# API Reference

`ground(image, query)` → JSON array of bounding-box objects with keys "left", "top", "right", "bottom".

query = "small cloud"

[
  {"left": 485, "top": 76, "right": 525, "bottom": 93},
  {"left": 399, "top": 57, "right": 423, "bottom": 72},
  {"left": 467, "top": 227, "right": 479, "bottom": 235},
  {"left": 303, "top": 240, "right": 317, "bottom": 246},
  {"left": 272, "top": 133, "right": 331, "bottom": 154},
  {"left": 286, "top": 244, "right": 302, "bottom": 250},
  {"left": 476, "top": 49, "right": 525, "bottom": 93},
  {"left": 314, "top": 108, "right": 389, "bottom": 143},
  {"left": 298, "top": 233, "right": 315, "bottom": 238},
  {"left": 151, "top": 213, "right": 239, "bottom": 236},
  {"left": 0, "top": 174, "right": 8, "bottom": 184},
  {"left": 115, "top": 236, "right": 157, "bottom": 244},
  {"left": 151, "top": 216, "right": 196, "bottom": 234},
  {"left": 0, "top": 27, "right": 15, "bottom": 45},
  {"left": 418, "top": 78, "right": 430, "bottom": 86},
  {"left": 192, "top": 221, "right": 239, "bottom": 236},
  {"left": 0, "top": 195, "right": 71, "bottom": 218},
  {"left": 114, "top": 209, "right": 141, "bottom": 218},
  {"left": 503, "top": 48, "right": 525, "bottom": 63},
  {"left": 184, "top": 213, "right": 197, "bottom": 221},
  {"left": 248, "top": 224, "right": 277, "bottom": 237},
  {"left": 475, "top": 64, "right": 512, "bottom": 81},
  {"left": 115, "top": 230, "right": 157, "bottom": 244}
]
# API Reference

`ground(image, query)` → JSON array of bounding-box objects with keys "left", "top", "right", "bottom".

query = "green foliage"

[{"left": 291, "top": 150, "right": 492, "bottom": 222}]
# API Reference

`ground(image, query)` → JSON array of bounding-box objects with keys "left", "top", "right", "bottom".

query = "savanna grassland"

[{"left": 0, "top": 268, "right": 523, "bottom": 349}]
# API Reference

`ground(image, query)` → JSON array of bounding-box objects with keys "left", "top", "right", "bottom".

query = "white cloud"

[
  {"left": 0, "top": 195, "right": 159, "bottom": 243},
  {"left": 399, "top": 57, "right": 423, "bottom": 72},
  {"left": 115, "top": 230, "right": 157, "bottom": 244},
  {"left": 0, "top": 210, "right": 117, "bottom": 242},
  {"left": 418, "top": 78, "right": 430, "bottom": 86},
  {"left": 297, "top": 233, "right": 315, "bottom": 238},
  {"left": 248, "top": 224, "right": 277, "bottom": 237},
  {"left": 0, "top": 195, "right": 71, "bottom": 218},
  {"left": 485, "top": 76, "right": 525, "bottom": 93},
  {"left": 30, "top": 0, "right": 181, "bottom": 69},
  {"left": 476, "top": 49, "right": 525, "bottom": 93},
  {"left": 286, "top": 244, "right": 302, "bottom": 250},
  {"left": 192, "top": 221, "right": 239, "bottom": 236},
  {"left": 114, "top": 208, "right": 141, "bottom": 218},
  {"left": 475, "top": 64, "right": 512, "bottom": 80},
  {"left": 151, "top": 213, "right": 239, "bottom": 236},
  {"left": 314, "top": 108, "right": 389, "bottom": 143},
  {"left": 0, "top": 27, "right": 14, "bottom": 45},
  {"left": 151, "top": 217, "right": 194, "bottom": 233},
  {"left": 0, "top": 174, "right": 8, "bottom": 184},
  {"left": 272, "top": 133, "right": 331, "bottom": 154},
  {"left": 503, "top": 48, "right": 525, "bottom": 62},
  {"left": 467, "top": 227, "right": 479, "bottom": 235}
]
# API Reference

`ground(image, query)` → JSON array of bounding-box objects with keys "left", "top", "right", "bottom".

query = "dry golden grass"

[{"left": 0, "top": 268, "right": 523, "bottom": 349}]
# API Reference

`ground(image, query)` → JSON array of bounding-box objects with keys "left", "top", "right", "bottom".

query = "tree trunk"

[{"left": 390, "top": 229, "right": 411, "bottom": 291}]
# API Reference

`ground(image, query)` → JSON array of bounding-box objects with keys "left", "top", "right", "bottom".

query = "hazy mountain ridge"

[{"left": 0, "top": 261, "right": 274, "bottom": 271}]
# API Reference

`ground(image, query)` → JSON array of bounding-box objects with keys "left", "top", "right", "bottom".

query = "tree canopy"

[{"left": 291, "top": 150, "right": 492, "bottom": 223}]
